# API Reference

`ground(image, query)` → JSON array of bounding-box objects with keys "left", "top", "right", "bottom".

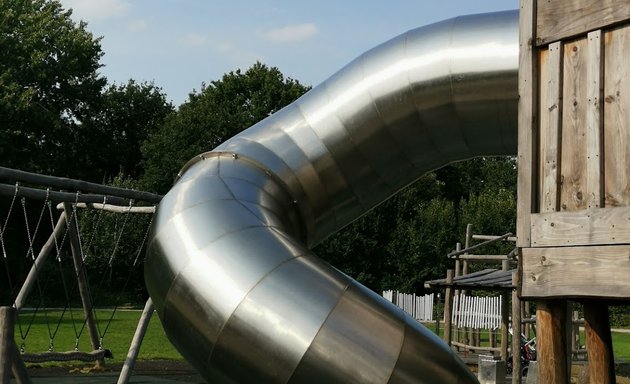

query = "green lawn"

[
  {"left": 15, "top": 308, "right": 182, "bottom": 364},
  {"left": 13, "top": 310, "right": 630, "bottom": 368}
]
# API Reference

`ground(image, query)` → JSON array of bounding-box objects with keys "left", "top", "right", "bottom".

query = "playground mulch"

[{"left": 24, "top": 360, "right": 204, "bottom": 383}]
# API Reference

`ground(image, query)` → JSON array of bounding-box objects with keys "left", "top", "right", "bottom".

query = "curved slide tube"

[{"left": 145, "top": 11, "right": 519, "bottom": 383}]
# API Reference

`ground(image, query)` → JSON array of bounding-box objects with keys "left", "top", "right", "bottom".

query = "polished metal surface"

[{"left": 145, "top": 10, "right": 518, "bottom": 383}]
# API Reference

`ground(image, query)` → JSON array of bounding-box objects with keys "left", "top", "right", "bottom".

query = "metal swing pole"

[
  {"left": 62, "top": 203, "right": 104, "bottom": 367},
  {"left": 117, "top": 298, "right": 154, "bottom": 384}
]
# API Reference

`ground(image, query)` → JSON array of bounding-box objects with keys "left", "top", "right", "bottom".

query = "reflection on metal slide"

[{"left": 145, "top": 10, "right": 519, "bottom": 383}]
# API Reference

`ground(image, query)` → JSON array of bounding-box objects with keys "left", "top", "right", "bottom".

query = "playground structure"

[
  {"left": 0, "top": 167, "right": 161, "bottom": 383},
  {"left": 144, "top": 10, "right": 516, "bottom": 384},
  {"left": 517, "top": 1, "right": 630, "bottom": 382},
  {"left": 0, "top": 2, "right": 629, "bottom": 384}
]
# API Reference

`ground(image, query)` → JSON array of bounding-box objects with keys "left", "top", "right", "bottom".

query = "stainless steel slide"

[{"left": 145, "top": 10, "right": 519, "bottom": 383}]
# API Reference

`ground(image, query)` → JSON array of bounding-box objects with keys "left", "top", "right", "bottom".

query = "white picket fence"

[
  {"left": 382, "top": 290, "right": 434, "bottom": 322},
  {"left": 452, "top": 294, "right": 502, "bottom": 330},
  {"left": 382, "top": 291, "right": 502, "bottom": 328}
]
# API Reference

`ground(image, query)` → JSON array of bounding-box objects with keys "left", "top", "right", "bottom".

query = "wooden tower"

[{"left": 517, "top": 1, "right": 630, "bottom": 383}]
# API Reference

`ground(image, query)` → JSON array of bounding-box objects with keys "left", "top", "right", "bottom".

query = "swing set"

[{"left": 0, "top": 167, "right": 162, "bottom": 383}]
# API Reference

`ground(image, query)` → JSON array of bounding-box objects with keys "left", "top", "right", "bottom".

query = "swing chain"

[{"left": 49, "top": 339, "right": 54, "bottom": 352}]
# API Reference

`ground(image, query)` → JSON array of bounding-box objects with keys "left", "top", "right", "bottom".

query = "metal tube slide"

[{"left": 145, "top": 10, "right": 518, "bottom": 383}]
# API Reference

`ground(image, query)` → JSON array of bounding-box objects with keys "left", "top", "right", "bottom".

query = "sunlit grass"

[{"left": 15, "top": 309, "right": 182, "bottom": 365}]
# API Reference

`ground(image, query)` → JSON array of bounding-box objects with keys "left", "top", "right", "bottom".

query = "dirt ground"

[{"left": 25, "top": 360, "right": 205, "bottom": 383}]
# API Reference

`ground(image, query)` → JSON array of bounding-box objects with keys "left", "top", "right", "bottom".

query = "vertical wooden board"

[
  {"left": 585, "top": 30, "right": 603, "bottom": 209},
  {"left": 517, "top": 0, "right": 537, "bottom": 248},
  {"left": 560, "top": 38, "right": 589, "bottom": 212},
  {"left": 538, "top": 43, "right": 563, "bottom": 213},
  {"left": 604, "top": 25, "right": 630, "bottom": 207}
]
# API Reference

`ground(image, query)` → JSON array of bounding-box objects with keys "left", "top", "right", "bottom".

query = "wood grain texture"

[
  {"left": 536, "top": 0, "right": 630, "bottom": 45},
  {"left": 517, "top": 0, "right": 537, "bottom": 248},
  {"left": 531, "top": 206, "right": 630, "bottom": 247},
  {"left": 560, "top": 38, "right": 589, "bottom": 212},
  {"left": 585, "top": 30, "right": 603, "bottom": 209},
  {"left": 522, "top": 245, "right": 630, "bottom": 298},
  {"left": 604, "top": 24, "right": 630, "bottom": 207},
  {"left": 583, "top": 300, "right": 616, "bottom": 383},
  {"left": 538, "top": 42, "right": 563, "bottom": 213},
  {"left": 535, "top": 301, "right": 569, "bottom": 383}
]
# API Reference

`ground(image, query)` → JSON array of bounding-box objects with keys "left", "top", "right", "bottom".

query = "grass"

[
  {"left": 13, "top": 310, "right": 630, "bottom": 368},
  {"left": 15, "top": 308, "right": 183, "bottom": 364}
]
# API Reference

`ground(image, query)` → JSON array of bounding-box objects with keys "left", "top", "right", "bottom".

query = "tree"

[
  {"left": 0, "top": 0, "right": 106, "bottom": 178},
  {"left": 141, "top": 62, "right": 309, "bottom": 193},
  {"left": 76, "top": 80, "right": 174, "bottom": 181}
]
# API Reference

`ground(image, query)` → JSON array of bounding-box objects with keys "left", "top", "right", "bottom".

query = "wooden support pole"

[
  {"left": 536, "top": 300, "right": 569, "bottom": 384},
  {"left": 443, "top": 270, "right": 454, "bottom": 346},
  {"left": 117, "top": 298, "right": 154, "bottom": 384},
  {"left": 512, "top": 272, "right": 522, "bottom": 384},
  {"left": 63, "top": 203, "right": 104, "bottom": 367},
  {"left": 501, "top": 291, "right": 509, "bottom": 362},
  {"left": 454, "top": 243, "right": 461, "bottom": 345},
  {"left": 583, "top": 300, "right": 616, "bottom": 384},
  {"left": 14, "top": 212, "right": 66, "bottom": 311},
  {"left": 1, "top": 307, "right": 31, "bottom": 384},
  {"left": 1, "top": 307, "right": 14, "bottom": 383}
]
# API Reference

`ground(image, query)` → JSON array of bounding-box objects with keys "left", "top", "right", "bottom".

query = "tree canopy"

[
  {"left": 140, "top": 62, "right": 310, "bottom": 193},
  {"left": 0, "top": 0, "right": 105, "bottom": 177}
]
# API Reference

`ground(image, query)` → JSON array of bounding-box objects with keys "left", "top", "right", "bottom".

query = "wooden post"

[
  {"left": 501, "top": 292, "right": 509, "bottom": 362},
  {"left": 524, "top": 301, "right": 531, "bottom": 339},
  {"left": 583, "top": 300, "right": 615, "bottom": 384},
  {"left": 463, "top": 225, "right": 472, "bottom": 347},
  {"left": 63, "top": 203, "right": 104, "bottom": 367},
  {"left": 443, "top": 270, "right": 454, "bottom": 346},
  {"left": 1, "top": 307, "right": 31, "bottom": 384},
  {"left": 0, "top": 307, "right": 14, "bottom": 383},
  {"left": 454, "top": 242, "right": 461, "bottom": 345},
  {"left": 512, "top": 272, "right": 522, "bottom": 384},
  {"left": 536, "top": 300, "right": 569, "bottom": 384},
  {"left": 14, "top": 212, "right": 66, "bottom": 311},
  {"left": 117, "top": 298, "right": 154, "bottom": 384}
]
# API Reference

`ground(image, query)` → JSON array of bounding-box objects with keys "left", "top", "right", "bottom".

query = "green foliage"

[
  {"left": 140, "top": 62, "right": 309, "bottom": 193},
  {"left": 76, "top": 81, "right": 174, "bottom": 181},
  {"left": 317, "top": 158, "right": 518, "bottom": 294},
  {"left": 0, "top": 0, "right": 106, "bottom": 177}
]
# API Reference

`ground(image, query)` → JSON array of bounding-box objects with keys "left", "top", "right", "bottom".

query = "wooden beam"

[
  {"left": 517, "top": 0, "right": 538, "bottom": 249},
  {"left": 511, "top": 273, "right": 522, "bottom": 384},
  {"left": 522, "top": 245, "right": 630, "bottom": 298},
  {"left": 585, "top": 30, "right": 604, "bottom": 209},
  {"left": 560, "top": 37, "right": 589, "bottom": 212},
  {"left": 63, "top": 203, "right": 104, "bottom": 367},
  {"left": 604, "top": 24, "right": 630, "bottom": 207},
  {"left": 538, "top": 41, "right": 563, "bottom": 213},
  {"left": 536, "top": 300, "right": 569, "bottom": 384},
  {"left": 531, "top": 206, "right": 630, "bottom": 247},
  {"left": 583, "top": 300, "right": 616, "bottom": 383},
  {"left": 536, "top": 0, "right": 630, "bottom": 45},
  {"left": 443, "top": 270, "right": 454, "bottom": 347},
  {"left": 0, "top": 307, "right": 13, "bottom": 383}
]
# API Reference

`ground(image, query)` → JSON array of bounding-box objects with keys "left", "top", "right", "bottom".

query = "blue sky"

[{"left": 59, "top": 0, "right": 518, "bottom": 106}]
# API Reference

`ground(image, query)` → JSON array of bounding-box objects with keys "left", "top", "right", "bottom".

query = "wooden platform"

[{"left": 425, "top": 269, "right": 516, "bottom": 291}]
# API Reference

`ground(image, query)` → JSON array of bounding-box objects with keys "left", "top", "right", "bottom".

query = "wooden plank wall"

[{"left": 522, "top": 20, "right": 630, "bottom": 299}]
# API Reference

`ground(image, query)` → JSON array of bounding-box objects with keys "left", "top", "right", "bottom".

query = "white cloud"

[
  {"left": 180, "top": 33, "right": 208, "bottom": 47},
  {"left": 62, "top": 0, "right": 131, "bottom": 22},
  {"left": 264, "top": 23, "right": 318, "bottom": 43}
]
